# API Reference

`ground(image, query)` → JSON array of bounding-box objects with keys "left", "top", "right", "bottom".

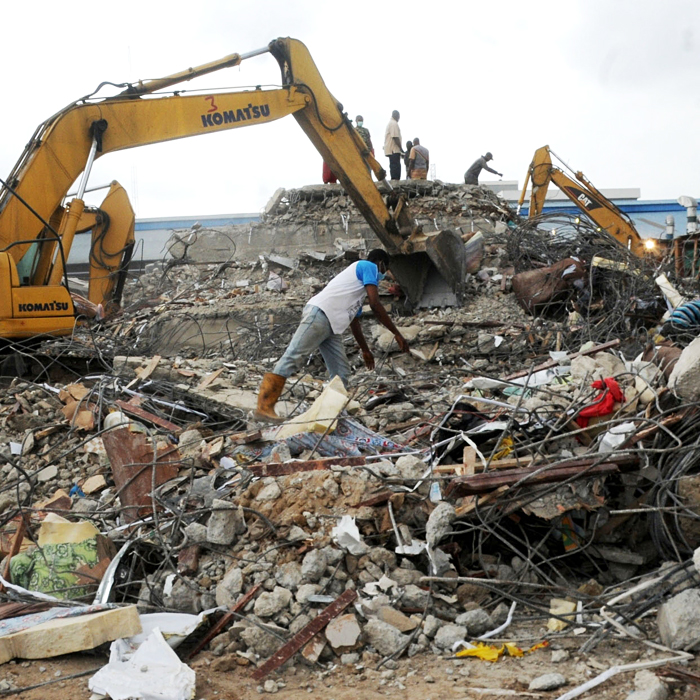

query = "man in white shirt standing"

[
  {"left": 254, "top": 249, "right": 410, "bottom": 422},
  {"left": 383, "top": 111, "right": 404, "bottom": 181}
]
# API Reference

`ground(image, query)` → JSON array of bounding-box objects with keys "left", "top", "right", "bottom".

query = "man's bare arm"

[
  {"left": 350, "top": 317, "right": 375, "bottom": 370},
  {"left": 365, "top": 285, "right": 409, "bottom": 352}
]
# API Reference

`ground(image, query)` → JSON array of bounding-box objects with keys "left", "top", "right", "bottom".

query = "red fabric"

[
  {"left": 322, "top": 162, "right": 338, "bottom": 184},
  {"left": 575, "top": 377, "right": 624, "bottom": 428}
]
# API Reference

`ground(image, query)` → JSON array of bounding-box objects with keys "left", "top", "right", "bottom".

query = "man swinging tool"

[{"left": 254, "top": 249, "right": 410, "bottom": 423}]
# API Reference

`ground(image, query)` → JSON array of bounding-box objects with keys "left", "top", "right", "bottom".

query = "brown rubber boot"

[{"left": 254, "top": 372, "right": 286, "bottom": 423}]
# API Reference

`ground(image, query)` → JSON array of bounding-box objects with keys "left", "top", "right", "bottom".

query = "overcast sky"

[{"left": 2, "top": 0, "right": 698, "bottom": 219}]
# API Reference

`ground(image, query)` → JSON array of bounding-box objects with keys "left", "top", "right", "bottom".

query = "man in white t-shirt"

[
  {"left": 254, "top": 249, "right": 410, "bottom": 422},
  {"left": 383, "top": 111, "right": 404, "bottom": 181}
]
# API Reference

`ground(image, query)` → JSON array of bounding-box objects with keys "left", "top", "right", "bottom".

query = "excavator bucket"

[
  {"left": 425, "top": 230, "right": 467, "bottom": 301},
  {"left": 388, "top": 230, "right": 467, "bottom": 309}
]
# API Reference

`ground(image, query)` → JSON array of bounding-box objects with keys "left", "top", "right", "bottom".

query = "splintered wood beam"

[{"left": 446, "top": 461, "right": 624, "bottom": 498}]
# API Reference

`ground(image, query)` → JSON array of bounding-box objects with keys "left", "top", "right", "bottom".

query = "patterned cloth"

[
  {"left": 10, "top": 538, "right": 99, "bottom": 601},
  {"left": 228, "top": 416, "right": 408, "bottom": 464}
]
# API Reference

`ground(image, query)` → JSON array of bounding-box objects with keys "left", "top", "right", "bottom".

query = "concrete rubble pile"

[{"left": 3, "top": 184, "right": 700, "bottom": 698}]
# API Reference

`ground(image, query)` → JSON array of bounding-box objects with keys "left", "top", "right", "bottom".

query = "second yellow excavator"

[
  {"left": 0, "top": 37, "right": 466, "bottom": 340},
  {"left": 518, "top": 145, "right": 660, "bottom": 258}
]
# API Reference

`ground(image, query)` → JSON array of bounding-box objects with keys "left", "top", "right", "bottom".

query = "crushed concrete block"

[
  {"left": 267, "top": 254, "right": 296, "bottom": 269},
  {"left": 657, "top": 588, "right": 700, "bottom": 649},
  {"left": 275, "top": 562, "right": 303, "bottom": 591},
  {"left": 377, "top": 607, "right": 417, "bottom": 633},
  {"left": 241, "top": 623, "right": 286, "bottom": 658},
  {"left": 301, "top": 549, "right": 328, "bottom": 583},
  {"left": 215, "top": 566, "right": 244, "bottom": 608},
  {"left": 388, "top": 567, "right": 423, "bottom": 586},
  {"left": 363, "top": 619, "right": 406, "bottom": 657},
  {"left": 426, "top": 502, "right": 457, "bottom": 549},
  {"left": 325, "top": 614, "right": 362, "bottom": 652},
  {"left": 375, "top": 325, "right": 422, "bottom": 352},
  {"left": 178, "top": 428, "right": 204, "bottom": 460},
  {"left": 626, "top": 669, "right": 669, "bottom": 700},
  {"left": 669, "top": 336, "right": 700, "bottom": 401},
  {"left": 164, "top": 578, "right": 200, "bottom": 614},
  {"left": 264, "top": 188, "right": 286, "bottom": 216},
  {"left": 490, "top": 602, "right": 511, "bottom": 626},
  {"left": 395, "top": 455, "right": 425, "bottom": 481},
  {"left": 207, "top": 499, "right": 239, "bottom": 545},
  {"left": 301, "top": 636, "right": 326, "bottom": 664},
  {"left": 36, "top": 465, "right": 58, "bottom": 483},
  {"left": 423, "top": 615, "right": 444, "bottom": 638},
  {"left": 401, "top": 584, "right": 431, "bottom": 608},
  {"left": 254, "top": 587, "right": 293, "bottom": 617},
  {"left": 184, "top": 522, "right": 208, "bottom": 543},
  {"left": 551, "top": 649, "right": 570, "bottom": 663},
  {"left": 295, "top": 583, "right": 321, "bottom": 604},
  {"left": 369, "top": 547, "right": 397, "bottom": 571},
  {"left": 256, "top": 480, "right": 282, "bottom": 502},
  {"left": 529, "top": 673, "right": 567, "bottom": 691},
  {"left": 455, "top": 608, "right": 492, "bottom": 636},
  {"left": 434, "top": 624, "right": 467, "bottom": 650}
]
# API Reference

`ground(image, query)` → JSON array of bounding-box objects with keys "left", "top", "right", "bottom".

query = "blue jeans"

[{"left": 273, "top": 305, "right": 351, "bottom": 387}]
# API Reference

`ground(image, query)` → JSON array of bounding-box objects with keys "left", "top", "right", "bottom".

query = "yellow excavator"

[
  {"left": 518, "top": 145, "right": 659, "bottom": 258},
  {"left": 0, "top": 37, "right": 466, "bottom": 340}
]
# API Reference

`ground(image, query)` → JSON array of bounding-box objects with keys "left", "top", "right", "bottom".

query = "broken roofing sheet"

[{"left": 2, "top": 184, "right": 700, "bottom": 697}]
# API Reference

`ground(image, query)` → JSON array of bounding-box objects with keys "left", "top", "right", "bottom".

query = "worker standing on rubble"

[
  {"left": 464, "top": 152, "right": 502, "bottom": 185},
  {"left": 384, "top": 110, "right": 404, "bottom": 181},
  {"left": 355, "top": 115, "right": 374, "bottom": 154},
  {"left": 408, "top": 138, "right": 429, "bottom": 179},
  {"left": 254, "top": 249, "right": 410, "bottom": 423}
]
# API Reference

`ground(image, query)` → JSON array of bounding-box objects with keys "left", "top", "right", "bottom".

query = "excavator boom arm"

[{"left": 522, "top": 145, "right": 648, "bottom": 257}]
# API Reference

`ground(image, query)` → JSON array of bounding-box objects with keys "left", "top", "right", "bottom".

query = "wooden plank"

[
  {"left": 228, "top": 429, "right": 263, "bottom": 445},
  {"left": 115, "top": 400, "right": 179, "bottom": 433},
  {"left": 0, "top": 606, "right": 141, "bottom": 664},
  {"left": 456, "top": 486, "right": 509, "bottom": 517},
  {"left": 246, "top": 455, "right": 367, "bottom": 477},
  {"left": 446, "top": 462, "right": 624, "bottom": 498},
  {"left": 434, "top": 456, "right": 534, "bottom": 474},
  {"left": 196, "top": 367, "right": 225, "bottom": 391},
  {"left": 462, "top": 446, "right": 476, "bottom": 476},
  {"left": 251, "top": 589, "right": 357, "bottom": 681}
]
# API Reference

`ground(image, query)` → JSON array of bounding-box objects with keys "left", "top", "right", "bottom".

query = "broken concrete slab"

[
  {"left": 669, "top": 336, "right": 700, "bottom": 401},
  {"left": 363, "top": 619, "right": 406, "bottom": 657},
  {"left": 324, "top": 613, "right": 361, "bottom": 653},
  {"left": 657, "top": 588, "right": 700, "bottom": 650},
  {"left": 206, "top": 499, "right": 243, "bottom": 546},
  {"left": 0, "top": 606, "right": 141, "bottom": 664},
  {"left": 377, "top": 606, "right": 418, "bottom": 633}
]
